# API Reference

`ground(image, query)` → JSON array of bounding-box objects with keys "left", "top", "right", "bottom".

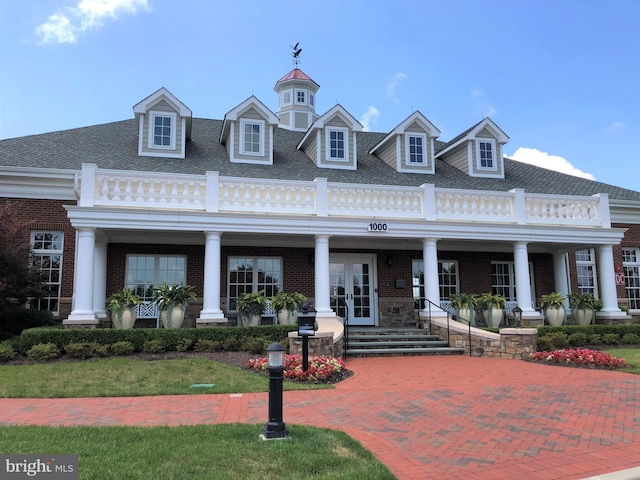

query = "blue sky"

[{"left": 1, "top": 0, "right": 638, "bottom": 192}]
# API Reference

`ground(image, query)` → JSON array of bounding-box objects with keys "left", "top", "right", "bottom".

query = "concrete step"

[
  {"left": 348, "top": 334, "right": 441, "bottom": 341},
  {"left": 345, "top": 347, "right": 466, "bottom": 356},
  {"left": 347, "top": 340, "right": 450, "bottom": 348}
]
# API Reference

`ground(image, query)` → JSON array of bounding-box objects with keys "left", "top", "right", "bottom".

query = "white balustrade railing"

[{"left": 80, "top": 164, "right": 607, "bottom": 228}]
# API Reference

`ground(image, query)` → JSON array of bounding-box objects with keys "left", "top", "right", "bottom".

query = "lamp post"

[
  {"left": 512, "top": 305, "right": 523, "bottom": 328},
  {"left": 261, "top": 342, "right": 289, "bottom": 440}
]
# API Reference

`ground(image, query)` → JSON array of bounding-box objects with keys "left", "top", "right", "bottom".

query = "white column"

[
  {"left": 66, "top": 228, "right": 98, "bottom": 322},
  {"left": 513, "top": 241, "right": 536, "bottom": 316},
  {"left": 93, "top": 240, "right": 107, "bottom": 319},
  {"left": 314, "top": 234, "right": 333, "bottom": 317},
  {"left": 197, "top": 232, "right": 226, "bottom": 324},
  {"left": 421, "top": 239, "right": 444, "bottom": 314},
  {"left": 597, "top": 245, "right": 623, "bottom": 315},
  {"left": 553, "top": 252, "right": 570, "bottom": 309}
]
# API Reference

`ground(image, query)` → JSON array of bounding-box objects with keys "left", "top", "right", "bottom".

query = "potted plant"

[
  {"left": 479, "top": 293, "right": 506, "bottom": 328},
  {"left": 270, "top": 291, "right": 307, "bottom": 325},
  {"left": 449, "top": 293, "right": 478, "bottom": 326},
  {"left": 106, "top": 287, "right": 142, "bottom": 329},
  {"left": 568, "top": 292, "right": 603, "bottom": 326},
  {"left": 151, "top": 282, "right": 197, "bottom": 328},
  {"left": 236, "top": 290, "right": 267, "bottom": 327},
  {"left": 540, "top": 292, "right": 566, "bottom": 327}
]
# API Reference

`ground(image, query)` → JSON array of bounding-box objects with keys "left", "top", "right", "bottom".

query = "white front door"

[{"left": 329, "top": 254, "right": 377, "bottom": 326}]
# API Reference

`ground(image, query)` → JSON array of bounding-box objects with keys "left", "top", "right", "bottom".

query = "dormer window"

[
  {"left": 282, "top": 90, "right": 292, "bottom": 106},
  {"left": 296, "top": 89, "right": 306, "bottom": 104},
  {"left": 477, "top": 139, "right": 496, "bottom": 170},
  {"left": 327, "top": 128, "right": 347, "bottom": 161},
  {"left": 150, "top": 111, "right": 176, "bottom": 149},
  {"left": 406, "top": 134, "right": 426, "bottom": 165},
  {"left": 240, "top": 119, "right": 264, "bottom": 156}
]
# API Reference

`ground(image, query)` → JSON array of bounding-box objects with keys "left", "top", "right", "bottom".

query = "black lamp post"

[
  {"left": 512, "top": 305, "right": 523, "bottom": 328},
  {"left": 261, "top": 342, "right": 289, "bottom": 440}
]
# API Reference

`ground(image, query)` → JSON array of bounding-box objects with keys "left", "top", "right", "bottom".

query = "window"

[
  {"left": 623, "top": 248, "right": 640, "bottom": 310},
  {"left": 575, "top": 249, "right": 597, "bottom": 296},
  {"left": 240, "top": 119, "right": 264, "bottom": 156},
  {"left": 412, "top": 260, "right": 459, "bottom": 309},
  {"left": 149, "top": 112, "right": 176, "bottom": 149},
  {"left": 29, "top": 231, "right": 63, "bottom": 313},
  {"left": 282, "top": 90, "right": 292, "bottom": 105},
  {"left": 476, "top": 139, "right": 496, "bottom": 169},
  {"left": 126, "top": 255, "right": 186, "bottom": 301},
  {"left": 406, "top": 134, "right": 426, "bottom": 164},
  {"left": 327, "top": 128, "right": 347, "bottom": 161},
  {"left": 309, "top": 93, "right": 315, "bottom": 107},
  {"left": 296, "top": 89, "right": 306, "bottom": 104},
  {"left": 491, "top": 261, "right": 535, "bottom": 303},
  {"left": 228, "top": 257, "right": 282, "bottom": 311}
]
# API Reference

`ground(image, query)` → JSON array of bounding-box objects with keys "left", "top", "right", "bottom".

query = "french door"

[{"left": 329, "top": 254, "right": 377, "bottom": 326}]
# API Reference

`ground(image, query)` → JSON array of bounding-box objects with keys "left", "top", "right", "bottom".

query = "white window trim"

[
  {"left": 575, "top": 248, "right": 599, "bottom": 297},
  {"left": 622, "top": 247, "right": 640, "bottom": 311},
  {"left": 475, "top": 138, "right": 497, "bottom": 171},
  {"left": 281, "top": 89, "right": 292, "bottom": 106},
  {"left": 227, "top": 256, "right": 283, "bottom": 312},
  {"left": 239, "top": 118, "right": 265, "bottom": 156},
  {"left": 295, "top": 88, "right": 307, "bottom": 105},
  {"left": 148, "top": 111, "right": 177, "bottom": 150},
  {"left": 490, "top": 260, "right": 536, "bottom": 303},
  {"left": 30, "top": 230, "right": 64, "bottom": 314},
  {"left": 125, "top": 254, "right": 188, "bottom": 302},
  {"left": 405, "top": 133, "right": 427, "bottom": 166},
  {"left": 309, "top": 92, "right": 315, "bottom": 107},
  {"left": 325, "top": 127, "right": 349, "bottom": 162}
]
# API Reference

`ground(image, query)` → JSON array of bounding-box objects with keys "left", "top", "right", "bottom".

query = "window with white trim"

[
  {"left": 476, "top": 139, "right": 496, "bottom": 169},
  {"left": 575, "top": 249, "right": 597, "bottom": 296},
  {"left": 126, "top": 255, "right": 186, "bottom": 301},
  {"left": 240, "top": 119, "right": 264, "bottom": 156},
  {"left": 622, "top": 248, "right": 640, "bottom": 310},
  {"left": 29, "top": 231, "right": 63, "bottom": 313},
  {"left": 228, "top": 257, "right": 282, "bottom": 311},
  {"left": 282, "top": 90, "right": 292, "bottom": 106},
  {"left": 491, "top": 261, "right": 535, "bottom": 303},
  {"left": 411, "top": 260, "right": 459, "bottom": 309},
  {"left": 149, "top": 112, "right": 176, "bottom": 149},
  {"left": 295, "top": 89, "right": 306, "bottom": 104},
  {"left": 326, "top": 127, "right": 348, "bottom": 161},
  {"left": 309, "top": 93, "right": 315, "bottom": 107},
  {"left": 406, "top": 134, "right": 426, "bottom": 165}
]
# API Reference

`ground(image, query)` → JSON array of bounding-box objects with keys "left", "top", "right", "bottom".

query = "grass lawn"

[
  {"left": 605, "top": 347, "right": 640, "bottom": 374},
  {"left": 0, "top": 357, "right": 332, "bottom": 398},
  {"left": 0, "top": 424, "right": 396, "bottom": 480}
]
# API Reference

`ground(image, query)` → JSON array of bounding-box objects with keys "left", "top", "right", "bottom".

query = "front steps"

[{"left": 345, "top": 326, "right": 465, "bottom": 357}]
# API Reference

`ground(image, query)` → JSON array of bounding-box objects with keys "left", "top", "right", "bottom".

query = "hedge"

[{"left": 537, "top": 324, "right": 640, "bottom": 338}]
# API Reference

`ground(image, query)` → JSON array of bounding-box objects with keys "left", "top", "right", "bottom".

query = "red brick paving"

[{"left": 1, "top": 356, "right": 640, "bottom": 479}]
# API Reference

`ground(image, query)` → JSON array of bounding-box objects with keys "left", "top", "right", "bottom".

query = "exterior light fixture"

[
  {"left": 512, "top": 305, "right": 523, "bottom": 328},
  {"left": 261, "top": 342, "right": 289, "bottom": 440}
]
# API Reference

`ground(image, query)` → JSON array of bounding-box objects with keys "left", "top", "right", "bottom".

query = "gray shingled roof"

[{"left": 1, "top": 118, "right": 639, "bottom": 201}]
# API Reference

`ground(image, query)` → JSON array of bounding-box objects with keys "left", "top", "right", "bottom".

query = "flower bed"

[
  {"left": 247, "top": 354, "right": 350, "bottom": 383},
  {"left": 529, "top": 348, "right": 629, "bottom": 369}
]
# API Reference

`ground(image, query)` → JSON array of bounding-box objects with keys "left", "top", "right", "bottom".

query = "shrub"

[
  {"left": 245, "top": 338, "right": 268, "bottom": 355},
  {"left": 221, "top": 338, "right": 240, "bottom": 351},
  {"left": 546, "top": 332, "right": 569, "bottom": 349},
  {"left": 0, "top": 341, "right": 16, "bottom": 361},
  {"left": 111, "top": 341, "right": 135, "bottom": 356},
  {"left": 1, "top": 308, "right": 56, "bottom": 341},
  {"left": 621, "top": 333, "right": 640, "bottom": 345},
  {"left": 537, "top": 336, "right": 552, "bottom": 352},
  {"left": 26, "top": 342, "right": 60, "bottom": 362},
  {"left": 568, "top": 332, "right": 589, "bottom": 347},
  {"left": 142, "top": 340, "right": 164, "bottom": 353},
  {"left": 176, "top": 338, "right": 193, "bottom": 352},
  {"left": 65, "top": 342, "right": 109, "bottom": 359},
  {"left": 602, "top": 333, "right": 621, "bottom": 345},
  {"left": 194, "top": 339, "right": 221, "bottom": 352},
  {"left": 588, "top": 334, "right": 603, "bottom": 345}
]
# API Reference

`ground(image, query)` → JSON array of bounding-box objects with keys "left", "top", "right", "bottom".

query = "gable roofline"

[
  {"left": 132, "top": 87, "right": 192, "bottom": 117},
  {"left": 369, "top": 110, "right": 441, "bottom": 155},
  {"left": 219, "top": 95, "right": 279, "bottom": 144},
  {"left": 296, "top": 104, "right": 363, "bottom": 150},
  {"left": 436, "top": 117, "right": 509, "bottom": 158}
]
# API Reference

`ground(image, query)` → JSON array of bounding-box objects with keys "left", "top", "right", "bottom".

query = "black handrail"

[
  {"left": 421, "top": 299, "right": 474, "bottom": 357},
  {"left": 342, "top": 300, "right": 349, "bottom": 360}
]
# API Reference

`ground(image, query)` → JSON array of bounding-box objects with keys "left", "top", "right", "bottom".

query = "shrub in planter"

[
  {"left": 270, "top": 291, "right": 307, "bottom": 325},
  {"left": 540, "top": 292, "right": 566, "bottom": 327},
  {"left": 0, "top": 341, "right": 16, "bottom": 361},
  {"left": 106, "top": 287, "right": 142, "bottom": 329},
  {"left": 479, "top": 293, "right": 506, "bottom": 328},
  {"left": 449, "top": 293, "right": 478, "bottom": 326},
  {"left": 111, "top": 341, "right": 135, "bottom": 356},
  {"left": 26, "top": 342, "right": 60, "bottom": 362},
  {"left": 569, "top": 293, "right": 603, "bottom": 326},
  {"left": 152, "top": 283, "right": 197, "bottom": 329},
  {"left": 236, "top": 290, "right": 267, "bottom": 327}
]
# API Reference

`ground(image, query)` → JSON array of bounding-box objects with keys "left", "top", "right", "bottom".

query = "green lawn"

[
  {"left": 0, "top": 357, "right": 331, "bottom": 398},
  {"left": 605, "top": 347, "right": 640, "bottom": 374},
  {"left": 0, "top": 424, "right": 396, "bottom": 480}
]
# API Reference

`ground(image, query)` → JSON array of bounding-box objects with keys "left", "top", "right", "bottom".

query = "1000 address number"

[{"left": 368, "top": 223, "right": 388, "bottom": 232}]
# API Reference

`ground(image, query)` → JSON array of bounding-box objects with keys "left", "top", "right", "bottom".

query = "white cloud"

[
  {"left": 604, "top": 121, "right": 627, "bottom": 134},
  {"left": 359, "top": 106, "right": 380, "bottom": 132},
  {"left": 386, "top": 72, "right": 407, "bottom": 97},
  {"left": 508, "top": 147, "right": 596, "bottom": 181},
  {"left": 35, "top": 0, "right": 150, "bottom": 45}
]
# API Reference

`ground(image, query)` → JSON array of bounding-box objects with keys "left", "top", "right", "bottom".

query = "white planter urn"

[
  {"left": 113, "top": 307, "right": 136, "bottom": 329},
  {"left": 160, "top": 305, "right": 186, "bottom": 329},
  {"left": 544, "top": 306, "right": 566, "bottom": 327},
  {"left": 277, "top": 309, "right": 298, "bottom": 325},
  {"left": 240, "top": 312, "right": 261, "bottom": 327},
  {"left": 572, "top": 307, "right": 594, "bottom": 326},
  {"left": 455, "top": 307, "right": 475, "bottom": 326},
  {"left": 482, "top": 306, "right": 503, "bottom": 328}
]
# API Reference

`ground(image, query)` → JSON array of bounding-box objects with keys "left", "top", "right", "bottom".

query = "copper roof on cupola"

[{"left": 275, "top": 68, "right": 320, "bottom": 87}]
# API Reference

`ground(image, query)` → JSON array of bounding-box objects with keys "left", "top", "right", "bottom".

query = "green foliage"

[
  {"left": 106, "top": 287, "right": 142, "bottom": 314},
  {"left": 269, "top": 291, "right": 307, "bottom": 312},
  {"left": 175, "top": 338, "right": 193, "bottom": 352},
  {"left": 151, "top": 283, "right": 197, "bottom": 310},
  {"left": 26, "top": 342, "right": 60, "bottom": 362},
  {"left": 0, "top": 341, "right": 16, "bottom": 361},
  {"left": 64, "top": 342, "right": 109, "bottom": 359},
  {"left": 0, "top": 308, "right": 56, "bottom": 341},
  {"left": 602, "top": 333, "right": 621, "bottom": 345},
  {"left": 194, "top": 339, "right": 221, "bottom": 352},
  {"left": 536, "top": 336, "right": 552, "bottom": 352},
  {"left": 479, "top": 292, "right": 506, "bottom": 308},
  {"left": 588, "top": 334, "right": 603, "bottom": 345},
  {"left": 621, "top": 333, "right": 640, "bottom": 344},
  {"left": 143, "top": 340, "right": 164, "bottom": 353},
  {"left": 568, "top": 292, "right": 603, "bottom": 311},
  {"left": 245, "top": 337, "right": 268, "bottom": 354},
  {"left": 546, "top": 332, "right": 569, "bottom": 348},
  {"left": 540, "top": 292, "right": 565, "bottom": 308},
  {"left": 449, "top": 293, "right": 478, "bottom": 309},
  {"left": 110, "top": 341, "right": 135, "bottom": 356},
  {"left": 568, "top": 332, "right": 589, "bottom": 346},
  {"left": 235, "top": 290, "right": 267, "bottom": 315}
]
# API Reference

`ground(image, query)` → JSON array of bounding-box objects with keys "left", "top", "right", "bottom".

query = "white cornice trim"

[{"left": 0, "top": 166, "right": 78, "bottom": 200}]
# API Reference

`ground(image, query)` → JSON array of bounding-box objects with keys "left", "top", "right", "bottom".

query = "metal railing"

[{"left": 422, "top": 299, "right": 475, "bottom": 356}]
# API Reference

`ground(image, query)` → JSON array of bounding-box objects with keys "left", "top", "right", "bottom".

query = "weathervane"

[{"left": 291, "top": 42, "right": 302, "bottom": 66}]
